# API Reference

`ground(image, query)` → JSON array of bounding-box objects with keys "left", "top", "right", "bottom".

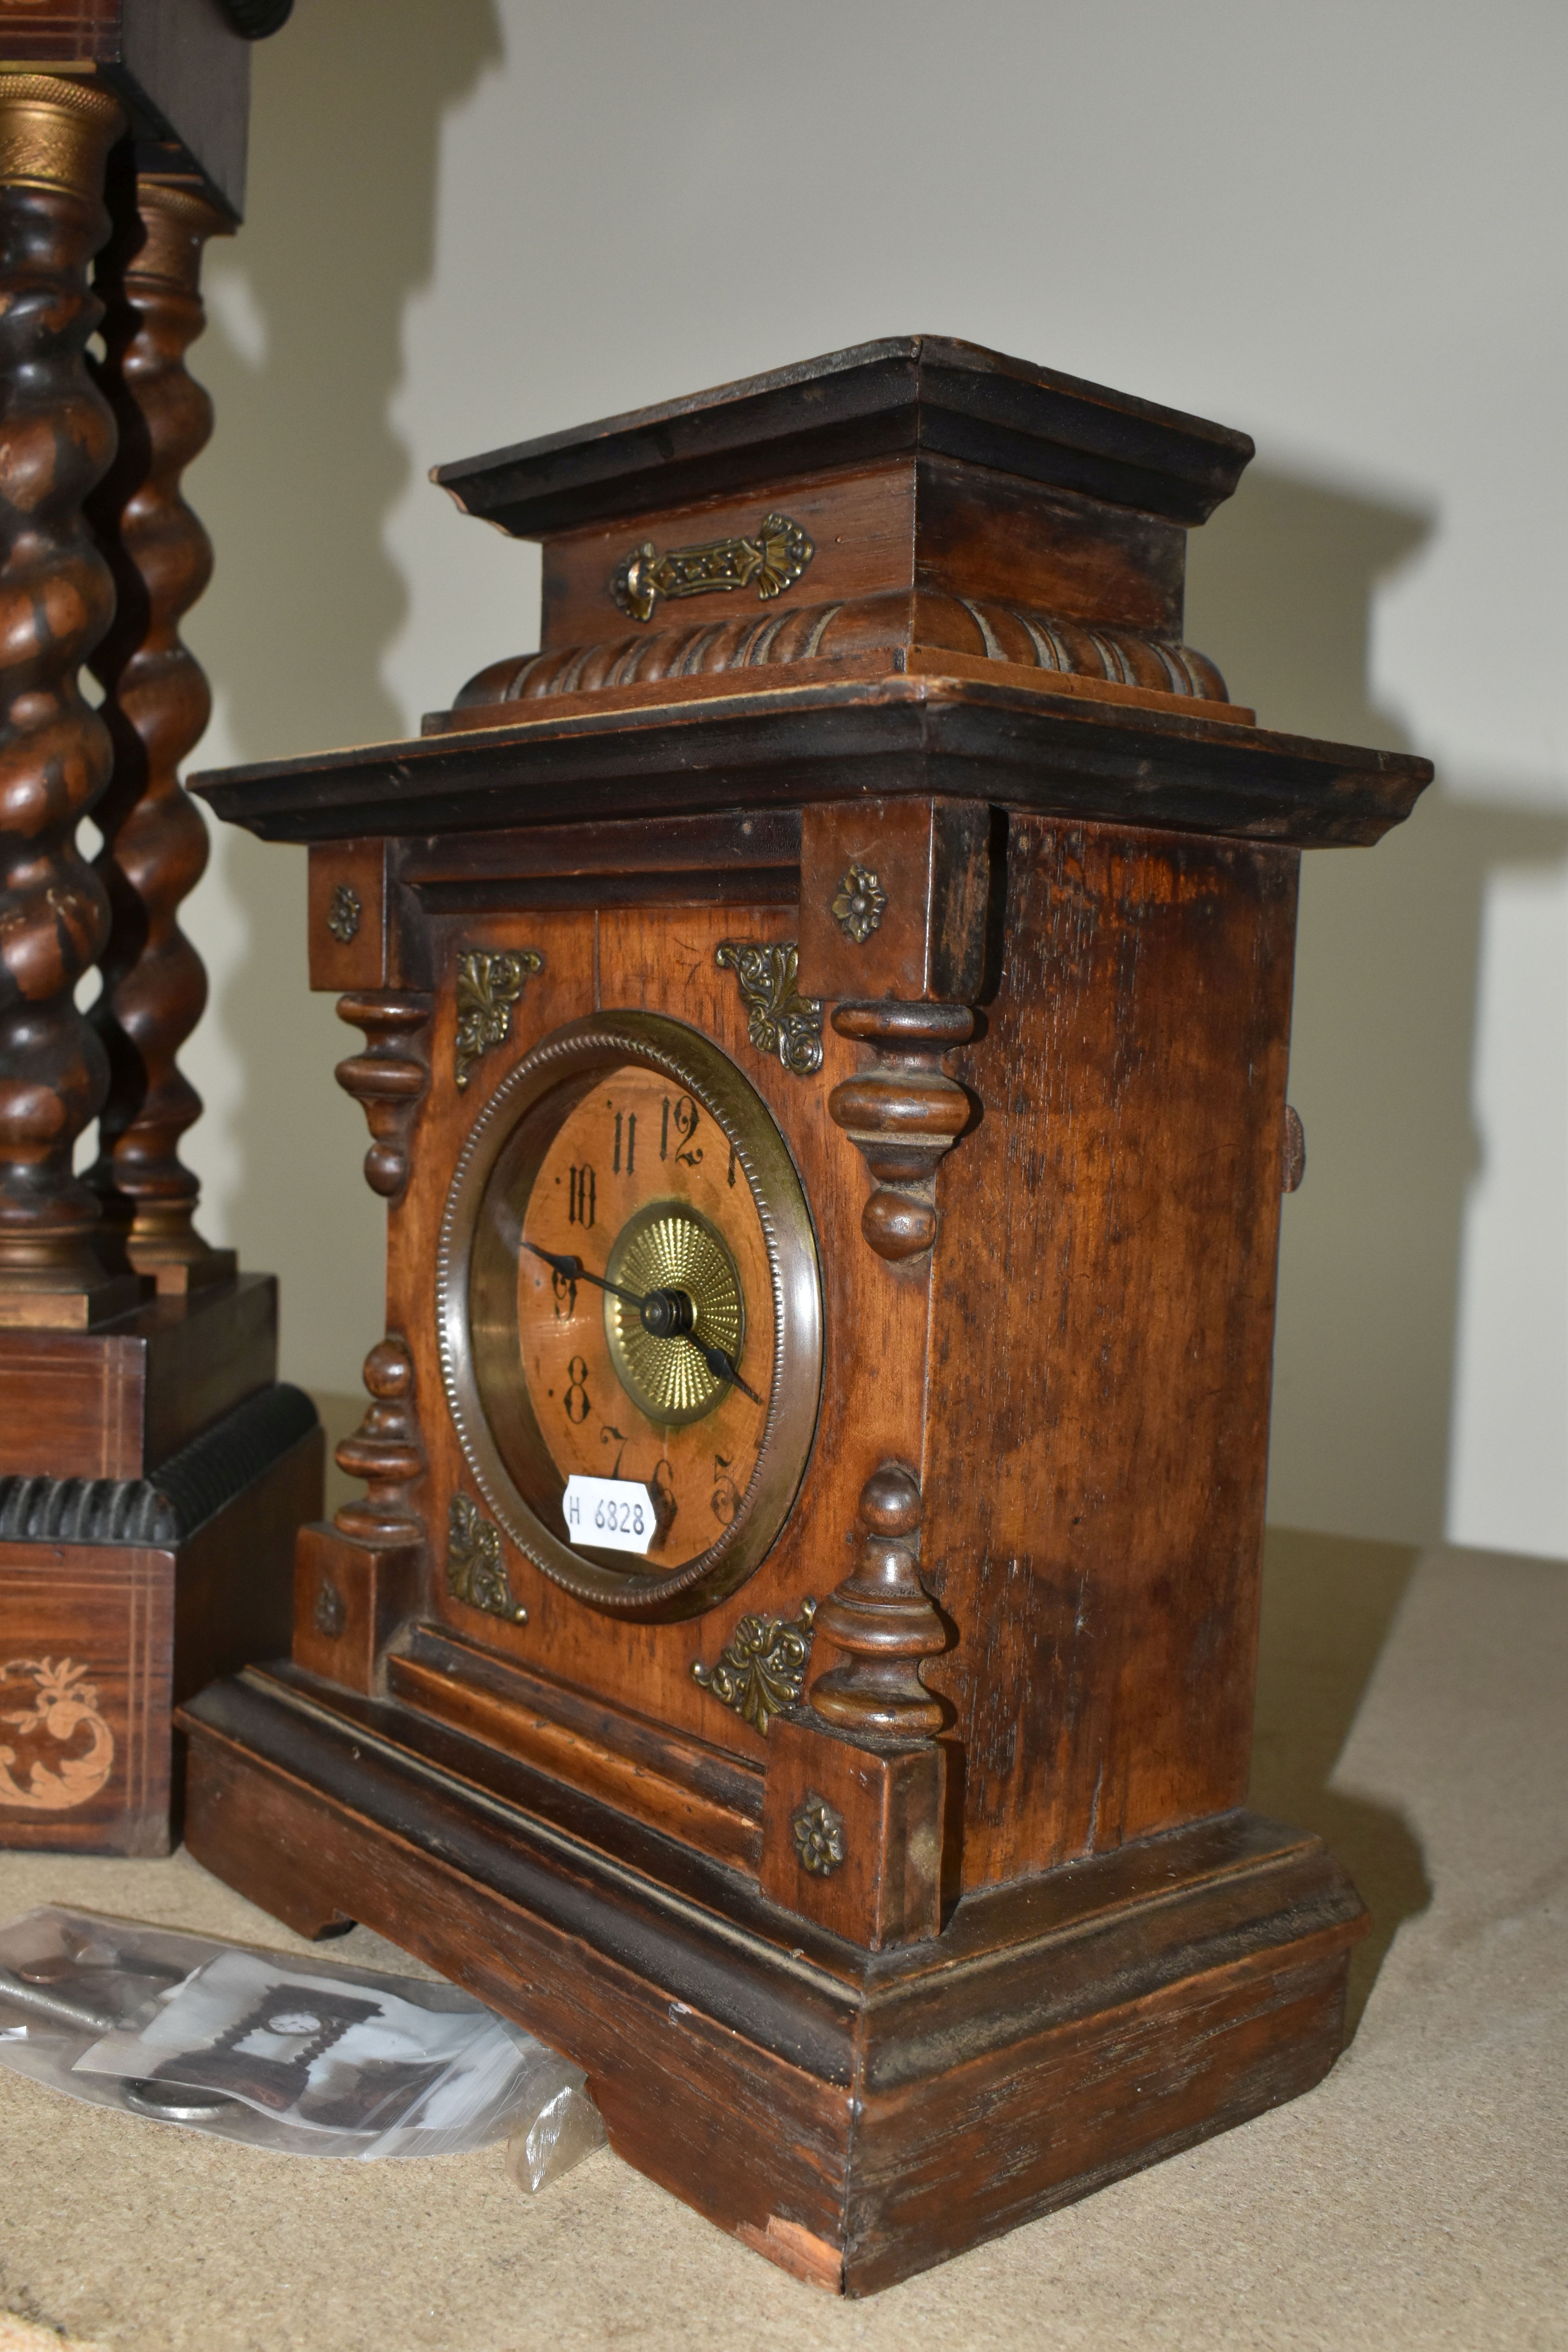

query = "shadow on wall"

[
  {"left": 182, "top": 0, "right": 504, "bottom": 1395},
  {"left": 1249, "top": 1526, "right": 1428, "bottom": 2035},
  {"left": 1186, "top": 472, "right": 1568, "bottom": 1546}
]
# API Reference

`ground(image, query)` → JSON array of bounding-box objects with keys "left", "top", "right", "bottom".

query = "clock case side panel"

[{"left": 920, "top": 811, "right": 1300, "bottom": 1891}]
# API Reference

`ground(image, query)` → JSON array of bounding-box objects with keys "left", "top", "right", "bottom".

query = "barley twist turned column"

[
  {"left": 85, "top": 172, "right": 235, "bottom": 1290},
  {"left": 0, "top": 75, "right": 135, "bottom": 1328}
]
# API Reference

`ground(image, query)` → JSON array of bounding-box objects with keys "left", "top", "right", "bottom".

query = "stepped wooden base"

[{"left": 181, "top": 1664, "right": 1367, "bottom": 2295}]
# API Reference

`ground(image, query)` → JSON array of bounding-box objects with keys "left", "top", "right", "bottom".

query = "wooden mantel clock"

[{"left": 181, "top": 339, "right": 1430, "bottom": 2294}]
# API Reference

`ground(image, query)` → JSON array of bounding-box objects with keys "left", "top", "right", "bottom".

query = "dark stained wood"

[
  {"left": 0, "top": 36, "right": 296, "bottom": 1859},
  {"left": 0, "top": 75, "right": 134, "bottom": 1325},
  {"left": 0, "top": 2, "right": 269, "bottom": 223},
  {"left": 530, "top": 448, "right": 1191, "bottom": 650},
  {"left": 537, "top": 461, "right": 916, "bottom": 654},
  {"left": 333, "top": 995, "right": 434, "bottom": 1200},
  {"left": 435, "top": 639, "right": 1246, "bottom": 742},
  {"left": 171, "top": 1417, "right": 320, "bottom": 1706},
  {"left": 87, "top": 170, "right": 236, "bottom": 1293},
  {"left": 922, "top": 816, "right": 1299, "bottom": 1886},
  {"left": 827, "top": 1000, "right": 976, "bottom": 1263},
  {"left": 440, "top": 408, "right": 1240, "bottom": 737},
  {"left": 0, "top": 1272, "right": 277, "bottom": 1479},
  {"left": 809, "top": 1467, "right": 945, "bottom": 1739},
  {"left": 193, "top": 675, "right": 1430, "bottom": 851},
  {"left": 180, "top": 1668, "right": 1366, "bottom": 2294},
  {"left": 798, "top": 795, "right": 992, "bottom": 1004},
  {"left": 0, "top": 1410, "right": 319, "bottom": 1853},
  {"left": 390, "top": 1634, "right": 762, "bottom": 1873},
  {"left": 307, "top": 839, "right": 390, "bottom": 991},
  {"left": 0, "top": 1542, "right": 169, "bottom": 1853},
  {"left": 292, "top": 1524, "right": 420, "bottom": 1698},
  {"left": 180, "top": 339, "right": 1428, "bottom": 2289},
  {"left": 914, "top": 453, "right": 1187, "bottom": 634},
  {"left": 433, "top": 336, "right": 1256, "bottom": 537},
  {"left": 760, "top": 1711, "right": 944, "bottom": 1951}
]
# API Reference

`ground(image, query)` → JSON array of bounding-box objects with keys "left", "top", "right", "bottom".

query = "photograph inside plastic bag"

[{"left": 0, "top": 1905, "right": 600, "bottom": 2170}]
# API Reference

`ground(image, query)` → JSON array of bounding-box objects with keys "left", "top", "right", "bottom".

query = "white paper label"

[{"left": 563, "top": 1474, "right": 657, "bottom": 1555}]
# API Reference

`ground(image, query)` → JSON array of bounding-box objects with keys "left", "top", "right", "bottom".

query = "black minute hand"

[
  {"left": 522, "top": 1240, "right": 644, "bottom": 1309},
  {"left": 522, "top": 1240, "right": 764, "bottom": 1406}
]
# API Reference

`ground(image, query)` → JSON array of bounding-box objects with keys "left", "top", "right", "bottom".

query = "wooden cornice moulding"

[
  {"left": 432, "top": 336, "right": 1255, "bottom": 535},
  {"left": 443, "top": 587, "right": 1246, "bottom": 735},
  {"left": 194, "top": 680, "right": 1429, "bottom": 851}
]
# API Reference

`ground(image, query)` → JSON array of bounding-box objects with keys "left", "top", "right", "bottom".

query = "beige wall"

[{"left": 170, "top": 0, "right": 1568, "bottom": 1554}]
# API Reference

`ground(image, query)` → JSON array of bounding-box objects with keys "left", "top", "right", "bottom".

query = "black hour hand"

[{"left": 688, "top": 1336, "right": 764, "bottom": 1408}]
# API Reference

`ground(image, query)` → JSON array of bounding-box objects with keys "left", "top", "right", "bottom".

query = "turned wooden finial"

[
  {"left": 334, "top": 1334, "right": 426, "bottom": 1546},
  {"left": 334, "top": 992, "right": 436, "bottom": 1199},
  {"left": 809, "top": 1464, "right": 946, "bottom": 1738},
  {"left": 828, "top": 1002, "right": 974, "bottom": 1262}
]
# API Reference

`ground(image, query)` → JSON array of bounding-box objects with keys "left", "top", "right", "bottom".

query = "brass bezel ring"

[{"left": 436, "top": 1011, "right": 822, "bottom": 1621}]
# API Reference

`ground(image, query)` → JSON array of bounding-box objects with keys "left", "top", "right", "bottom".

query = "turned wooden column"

[
  {"left": 0, "top": 74, "right": 135, "bottom": 1327},
  {"left": 85, "top": 170, "right": 235, "bottom": 1290}
]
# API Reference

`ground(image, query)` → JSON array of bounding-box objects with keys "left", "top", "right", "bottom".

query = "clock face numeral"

[
  {"left": 567, "top": 1164, "right": 596, "bottom": 1227},
  {"left": 515, "top": 1061, "right": 773, "bottom": 1575},
  {"left": 711, "top": 1452, "right": 740, "bottom": 1525},
  {"left": 659, "top": 1094, "right": 703, "bottom": 1164},
  {"left": 669, "top": 1094, "right": 702, "bottom": 1167},
  {"left": 612, "top": 1109, "right": 637, "bottom": 1175}
]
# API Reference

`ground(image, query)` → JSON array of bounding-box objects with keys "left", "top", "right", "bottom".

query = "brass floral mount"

[
  {"left": 715, "top": 941, "right": 824, "bottom": 1076},
  {"left": 612, "top": 513, "right": 814, "bottom": 624},
  {"left": 445, "top": 1493, "right": 527, "bottom": 1624},
  {"left": 832, "top": 862, "right": 886, "bottom": 945},
  {"left": 326, "top": 882, "right": 361, "bottom": 944},
  {"left": 791, "top": 1792, "right": 846, "bottom": 1877},
  {"left": 454, "top": 947, "right": 543, "bottom": 1089},
  {"left": 691, "top": 1598, "right": 817, "bottom": 1733}
]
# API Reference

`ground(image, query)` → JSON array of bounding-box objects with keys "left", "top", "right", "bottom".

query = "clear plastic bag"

[{"left": 0, "top": 1905, "right": 604, "bottom": 2180}]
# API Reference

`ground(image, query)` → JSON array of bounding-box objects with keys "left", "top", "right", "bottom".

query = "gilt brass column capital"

[{"left": 0, "top": 74, "right": 123, "bottom": 202}]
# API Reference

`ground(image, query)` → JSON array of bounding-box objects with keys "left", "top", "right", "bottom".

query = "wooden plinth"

[
  {"left": 0, "top": 1390, "right": 321, "bottom": 1855},
  {"left": 0, "top": 1272, "right": 279, "bottom": 1482},
  {"left": 181, "top": 1666, "right": 1367, "bottom": 2296}
]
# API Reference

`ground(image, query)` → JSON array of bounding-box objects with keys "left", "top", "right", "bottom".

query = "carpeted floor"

[{"left": 0, "top": 1531, "right": 1563, "bottom": 2352}]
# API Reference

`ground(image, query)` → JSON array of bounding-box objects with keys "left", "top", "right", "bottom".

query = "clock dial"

[
  {"left": 516, "top": 1064, "right": 775, "bottom": 1568},
  {"left": 438, "top": 1012, "right": 822, "bottom": 1619}
]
